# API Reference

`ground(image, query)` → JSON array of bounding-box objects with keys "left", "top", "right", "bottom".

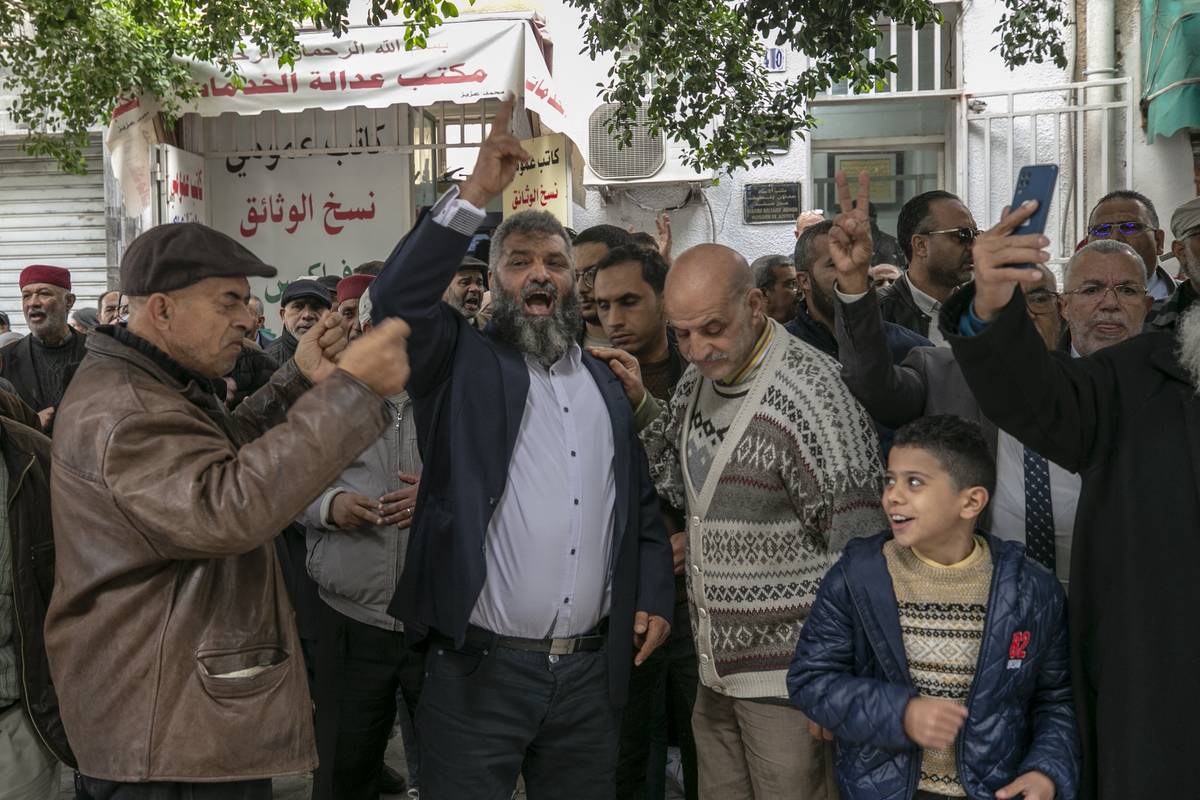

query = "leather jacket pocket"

[{"left": 196, "top": 645, "right": 291, "bottom": 699}]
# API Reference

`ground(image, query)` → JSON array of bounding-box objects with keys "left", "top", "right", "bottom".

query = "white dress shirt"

[
  {"left": 427, "top": 187, "right": 620, "bottom": 639},
  {"left": 905, "top": 277, "right": 947, "bottom": 348},
  {"left": 469, "top": 346, "right": 617, "bottom": 639},
  {"left": 987, "top": 431, "right": 1078, "bottom": 588}
]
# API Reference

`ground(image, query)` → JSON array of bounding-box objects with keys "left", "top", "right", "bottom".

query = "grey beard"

[
  {"left": 490, "top": 283, "right": 583, "bottom": 368},
  {"left": 1177, "top": 303, "right": 1200, "bottom": 392}
]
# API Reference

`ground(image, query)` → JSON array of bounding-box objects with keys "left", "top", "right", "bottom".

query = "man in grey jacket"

[{"left": 304, "top": 296, "right": 424, "bottom": 800}]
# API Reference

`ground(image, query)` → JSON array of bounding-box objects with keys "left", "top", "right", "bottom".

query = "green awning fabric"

[{"left": 1142, "top": 0, "right": 1200, "bottom": 141}]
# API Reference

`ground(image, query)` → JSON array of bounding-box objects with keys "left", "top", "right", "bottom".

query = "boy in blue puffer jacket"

[{"left": 788, "top": 415, "right": 1079, "bottom": 800}]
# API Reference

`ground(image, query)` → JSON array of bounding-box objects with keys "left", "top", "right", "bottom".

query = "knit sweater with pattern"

[
  {"left": 643, "top": 319, "right": 885, "bottom": 698},
  {"left": 883, "top": 536, "right": 994, "bottom": 797}
]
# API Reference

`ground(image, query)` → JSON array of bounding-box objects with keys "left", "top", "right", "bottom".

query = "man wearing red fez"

[
  {"left": 0, "top": 265, "right": 88, "bottom": 431},
  {"left": 337, "top": 275, "right": 374, "bottom": 340}
]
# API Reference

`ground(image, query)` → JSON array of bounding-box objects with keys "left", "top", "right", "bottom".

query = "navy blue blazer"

[{"left": 372, "top": 212, "right": 675, "bottom": 707}]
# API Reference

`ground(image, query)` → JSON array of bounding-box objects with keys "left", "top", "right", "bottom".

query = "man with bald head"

[{"left": 631, "top": 233, "right": 885, "bottom": 799}]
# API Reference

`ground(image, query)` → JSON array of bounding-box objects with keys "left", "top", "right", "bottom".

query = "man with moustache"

[
  {"left": 0, "top": 266, "right": 88, "bottom": 432},
  {"left": 943, "top": 199, "right": 1200, "bottom": 798},
  {"left": 1086, "top": 189, "right": 1175, "bottom": 301},
  {"left": 44, "top": 222, "right": 414, "bottom": 798},
  {"left": 883, "top": 190, "right": 978, "bottom": 345},
  {"left": 573, "top": 224, "right": 633, "bottom": 348},
  {"left": 632, "top": 173, "right": 885, "bottom": 799},
  {"left": 265, "top": 279, "right": 332, "bottom": 364},
  {"left": 441, "top": 256, "right": 487, "bottom": 327},
  {"left": 368, "top": 99, "right": 673, "bottom": 800}
]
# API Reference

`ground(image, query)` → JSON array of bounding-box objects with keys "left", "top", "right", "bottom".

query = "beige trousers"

[
  {"left": 0, "top": 703, "right": 59, "bottom": 800},
  {"left": 693, "top": 685, "right": 838, "bottom": 800}
]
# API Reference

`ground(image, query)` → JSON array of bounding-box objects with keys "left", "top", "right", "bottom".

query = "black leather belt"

[{"left": 433, "top": 619, "right": 608, "bottom": 656}]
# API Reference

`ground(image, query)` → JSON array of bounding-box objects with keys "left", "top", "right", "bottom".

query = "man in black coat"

[
  {"left": 0, "top": 415, "right": 75, "bottom": 794},
  {"left": 265, "top": 280, "right": 331, "bottom": 365},
  {"left": 1, "top": 266, "right": 88, "bottom": 432},
  {"left": 944, "top": 199, "right": 1200, "bottom": 798},
  {"left": 371, "top": 99, "right": 674, "bottom": 800}
]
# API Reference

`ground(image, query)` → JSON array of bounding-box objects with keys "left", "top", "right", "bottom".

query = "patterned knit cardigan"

[{"left": 643, "top": 321, "right": 885, "bottom": 699}]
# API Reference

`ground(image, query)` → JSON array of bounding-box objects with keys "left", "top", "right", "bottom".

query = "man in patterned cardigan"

[{"left": 628, "top": 228, "right": 886, "bottom": 798}]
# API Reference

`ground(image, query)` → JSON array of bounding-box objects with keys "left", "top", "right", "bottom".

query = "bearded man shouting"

[{"left": 366, "top": 98, "right": 674, "bottom": 800}]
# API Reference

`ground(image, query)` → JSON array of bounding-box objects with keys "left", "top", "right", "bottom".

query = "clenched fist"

[
  {"left": 902, "top": 696, "right": 968, "bottom": 750},
  {"left": 338, "top": 318, "right": 413, "bottom": 398}
]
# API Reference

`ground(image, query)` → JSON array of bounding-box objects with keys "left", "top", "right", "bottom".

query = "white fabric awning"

[{"left": 111, "top": 15, "right": 581, "bottom": 147}]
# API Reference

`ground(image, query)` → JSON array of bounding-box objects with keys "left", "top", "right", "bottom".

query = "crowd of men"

[{"left": 2, "top": 95, "right": 1200, "bottom": 800}]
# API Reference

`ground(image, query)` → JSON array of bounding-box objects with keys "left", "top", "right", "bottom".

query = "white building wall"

[
  {"left": 1114, "top": 0, "right": 1195, "bottom": 253},
  {"left": 538, "top": 0, "right": 1192, "bottom": 264}
]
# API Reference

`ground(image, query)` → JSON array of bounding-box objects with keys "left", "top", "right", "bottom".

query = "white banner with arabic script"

[
  {"left": 122, "top": 16, "right": 583, "bottom": 152},
  {"left": 208, "top": 152, "right": 412, "bottom": 336}
]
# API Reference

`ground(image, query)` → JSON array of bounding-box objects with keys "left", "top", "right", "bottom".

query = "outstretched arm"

[{"left": 370, "top": 97, "right": 531, "bottom": 397}]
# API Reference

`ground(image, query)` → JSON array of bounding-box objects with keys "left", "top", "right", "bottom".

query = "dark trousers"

[
  {"left": 417, "top": 634, "right": 620, "bottom": 800},
  {"left": 311, "top": 602, "right": 425, "bottom": 800},
  {"left": 615, "top": 598, "right": 699, "bottom": 800},
  {"left": 78, "top": 777, "right": 271, "bottom": 799}
]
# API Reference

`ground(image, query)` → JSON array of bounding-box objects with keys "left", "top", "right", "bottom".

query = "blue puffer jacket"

[{"left": 788, "top": 532, "right": 1079, "bottom": 800}]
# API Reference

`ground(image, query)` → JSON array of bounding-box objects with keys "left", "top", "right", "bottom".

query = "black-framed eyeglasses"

[
  {"left": 579, "top": 266, "right": 599, "bottom": 290},
  {"left": 923, "top": 227, "right": 983, "bottom": 245},
  {"left": 1024, "top": 288, "right": 1059, "bottom": 311},
  {"left": 1087, "top": 221, "right": 1153, "bottom": 238},
  {"left": 1061, "top": 282, "right": 1146, "bottom": 304}
]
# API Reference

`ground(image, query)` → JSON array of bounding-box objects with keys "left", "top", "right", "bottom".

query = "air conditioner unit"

[{"left": 585, "top": 102, "right": 715, "bottom": 186}]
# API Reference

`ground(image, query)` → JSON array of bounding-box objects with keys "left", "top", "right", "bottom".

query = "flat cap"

[
  {"left": 120, "top": 223, "right": 276, "bottom": 295},
  {"left": 280, "top": 279, "right": 332, "bottom": 310},
  {"left": 1171, "top": 197, "right": 1200, "bottom": 240}
]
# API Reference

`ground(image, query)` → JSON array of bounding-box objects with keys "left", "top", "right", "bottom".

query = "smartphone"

[
  {"left": 1009, "top": 164, "right": 1058, "bottom": 236},
  {"left": 1007, "top": 164, "right": 1057, "bottom": 273}
]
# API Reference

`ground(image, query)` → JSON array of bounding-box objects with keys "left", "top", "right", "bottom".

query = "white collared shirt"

[{"left": 905, "top": 276, "right": 947, "bottom": 348}]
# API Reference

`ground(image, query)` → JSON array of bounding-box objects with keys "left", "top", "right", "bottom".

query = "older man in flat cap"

[
  {"left": 266, "top": 279, "right": 333, "bottom": 365},
  {"left": 44, "top": 222, "right": 415, "bottom": 800},
  {"left": 0, "top": 265, "right": 88, "bottom": 432},
  {"left": 1147, "top": 197, "right": 1200, "bottom": 332}
]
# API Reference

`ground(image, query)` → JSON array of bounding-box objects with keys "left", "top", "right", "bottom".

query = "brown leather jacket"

[{"left": 44, "top": 329, "right": 389, "bottom": 782}]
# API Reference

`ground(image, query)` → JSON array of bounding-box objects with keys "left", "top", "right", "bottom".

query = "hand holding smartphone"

[{"left": 1008, "top": 165, "right": 1058, "bottom": 271}]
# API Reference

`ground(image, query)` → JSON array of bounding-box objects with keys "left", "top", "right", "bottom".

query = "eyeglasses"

[
  {"left": 1061, "top": 282, "right": 1146, "bottom": 305},
  {"left": 1087, "top": 221, "right": 1154, "bottom": 238},
  {"left": 579, "top": 266, "right": 598, "bottom": 290},
  {"left": 1024, "top": 288, "right": 1059, "bottom": 312},
  {"left": 923, "top": 227, "right": 983, "bottom": 246}
]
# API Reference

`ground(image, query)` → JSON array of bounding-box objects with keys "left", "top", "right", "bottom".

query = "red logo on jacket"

[{"left": 1008, "top": 631, "right": 1031, "bottom": 665}]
